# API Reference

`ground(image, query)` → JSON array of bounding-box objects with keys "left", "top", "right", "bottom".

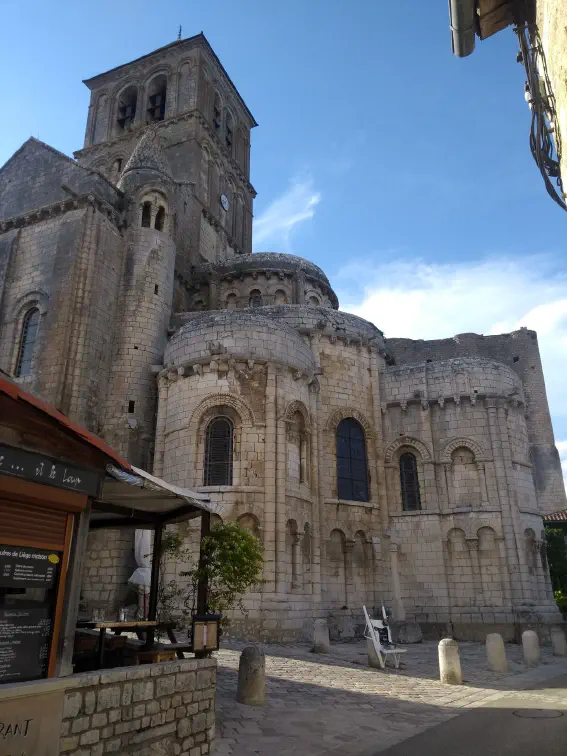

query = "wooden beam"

[
  {"left": 478, "top": 0, "right": 514, "bottom": 39},
  {"left": 89, "top": 517, "right": 157, "bottom": 529}
]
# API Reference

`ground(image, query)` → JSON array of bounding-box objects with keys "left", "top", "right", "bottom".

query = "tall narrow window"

[
  {"left": 204, "top": 417, "right": 234, "bottom": 486},
  {"left": 400, "top": 452, "right": 421, "bottom": 511},
  {"left": 213, "top": 92, "right": 221, "bottom": 133},
  {"left": 116, "top": 86, "right": 137, "bottom": 132},
  {"left": 225, "top": 110, "right": 233, "bottom": 151},
  {"left": 141, "top": 202, "right": 152, "bottom": 228},
  {"left": 155, "top": 206, "right": 165, "bottom": 231},
  {"left": 15, "top": 308, "right": 40, "bottom": 378},
  {"left": 336, "top": 418, "right": 369, "bottom": 502},
  {"left": 249, "top": 289, "right": 263, "bottom": 307},
  {"left": 146, "top": 75, "right": 167, "bottom": 123}
]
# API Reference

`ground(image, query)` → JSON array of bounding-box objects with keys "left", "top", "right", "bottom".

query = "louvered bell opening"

[
  {"left": 204, "top": 417, "right": 234, "bottom": 486},
  {"left": 400, "top": 453, "right": 421, "bottom": 511}
]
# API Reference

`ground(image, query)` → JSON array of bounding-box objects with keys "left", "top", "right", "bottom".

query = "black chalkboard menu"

[
  {"left": 0, "top": 545, "right": 60, "bottom": 683},
  {"left": 0, "top": 545, "right": 60, "bottom": 588},
  {"left": 0, "top": 607, "right": 52, "bottom": 682}
]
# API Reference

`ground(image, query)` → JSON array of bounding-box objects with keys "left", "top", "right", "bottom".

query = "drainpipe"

[{"left": 449, "top": 0, "right": 477, "bottom": 57}]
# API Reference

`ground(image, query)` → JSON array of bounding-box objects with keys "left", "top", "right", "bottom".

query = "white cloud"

[
  {"left": 253, "top": 176, "right": 321, "bottom": 250},
  {"left": 337, "top": 254, "right": 567, "bottom": 437}
]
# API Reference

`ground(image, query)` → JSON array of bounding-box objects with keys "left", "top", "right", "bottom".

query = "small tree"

[
  {"left": 545, "top": 528, "right": 567, "bottom": 593},
  {"left": 181, "top": 521, "right": 264, "bottom": 618}
]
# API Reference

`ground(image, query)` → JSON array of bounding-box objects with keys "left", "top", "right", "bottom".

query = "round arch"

[
  {"left": 441, "top": 437, "right": 486, "bottom": 463},
  {"left": 325, "top": 407, "right": 372, "bottom": 437},
  {"left": 384, "top": 435, "right": 432, "bottom": 463},
  {"left": 283, "top": 400, "right": 311, "bottom": 430},
  {"left": 189, "top": 393, "right": 255, "bottom": 431}
]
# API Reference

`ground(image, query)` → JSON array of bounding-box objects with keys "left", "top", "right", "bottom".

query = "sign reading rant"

[
  {"left": 0, "top": 444, "right": 101, "bottom": 497},
  {"left": 0, "top": 546, "right": 60, "bottom": 589},
  {"left": 0, "top": 690, "right": 64, "bottom": 756}
]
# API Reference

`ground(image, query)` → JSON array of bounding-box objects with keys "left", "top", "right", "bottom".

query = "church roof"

[{"left": 120, "top": 127, "right": 173, "bottom": 181}]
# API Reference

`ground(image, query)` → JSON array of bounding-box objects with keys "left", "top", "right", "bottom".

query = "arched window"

[
  {"left": 225, "top": 110, "right": 233, "bottom": 151},
  {"left": 116, "top": 86, "right": 137, "bottom": 132},
  {"left": 111, "top": 158, "right": 123, "bottom": 176},
  {"left": 204, "top": 417, "right": 234, "bottom": 486},
  {"left": 147, "top": 75, "right": 167, "bottom": 122},
  {"left": 155, "top": 206, "right": 165, "bottom": 231},
  {"left": 399, "top": 452, "right": 421, "bottom": 511},
  {"left": 213, "top": 92, "right": 221, "bottom": 133},
  {"left": 141, "top": 202, "right": 152, "bottom": 228},
  {"left": 274, "top": 289, "right": 288, "bottom": 305},
  {"left": 226, "top": 293, "right": 237, "bottom": 310},
  {"left": 15, "top": 308, "right": 40, "bottom": 378},
  {"left": 308, "top": 295, "right": 320, "bottom": 306},
  {"left": 336, "top": 418, "right": 369, "bottom": 502},
  {"left": 249, "top": 289, "right": 262, "bottom": 307}
]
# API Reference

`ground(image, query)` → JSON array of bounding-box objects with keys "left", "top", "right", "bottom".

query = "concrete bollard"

[
  {"left": 522, "top": 630, "right": 540, "bottom": 667},
  {"left": 486, "top": 633, "right": 508, "bottom": 673},
  {"left": 236, "top": 646, "right": 265, "bottom": 705},
  {"left": 311, "top": 618, "right": 331, "bottom": 654},
  {"left": 367, "top": 637, "right": 382, "bottom": 669},
  {"left": 551, "top": 626, "right": 567, "bottom": 657},
  {"left": 438, "top": 638, "right": 463, "bottom": 685}
]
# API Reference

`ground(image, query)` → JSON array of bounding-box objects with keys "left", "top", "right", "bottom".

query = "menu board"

[
  {"left": 0, "top": 607, "right": 51, "bottom": 682},
  {"left": 0, "top": 545, "right": 60, "bottom": 588}
]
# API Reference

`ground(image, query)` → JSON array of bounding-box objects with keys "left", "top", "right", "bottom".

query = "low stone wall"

[{"left": 60, "top": 657, "right": 216, "bottom": 756}]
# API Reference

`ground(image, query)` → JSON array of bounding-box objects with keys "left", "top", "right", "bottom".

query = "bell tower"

[{"left": 74, "top": 33, "right": 257, "bottom": 271}]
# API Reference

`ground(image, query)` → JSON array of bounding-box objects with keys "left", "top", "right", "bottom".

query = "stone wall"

[
  {"left": 81, "top": 529, "right": 135, "bottom": 614},
  {"left": 59, "top": 658, "right": 216, "bottom": 756},
  {"left": 536, "top": 0, "right": 567, "bottom": 198}
]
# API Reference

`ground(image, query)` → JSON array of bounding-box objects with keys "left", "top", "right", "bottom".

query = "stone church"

[{"left": 0, "top": 34, "right": 565, "bottom": 641}]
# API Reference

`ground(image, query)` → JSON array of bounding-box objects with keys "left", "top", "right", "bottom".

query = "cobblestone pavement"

[{"left": 214, "top": 640, "right": 567, "bottom": 756}]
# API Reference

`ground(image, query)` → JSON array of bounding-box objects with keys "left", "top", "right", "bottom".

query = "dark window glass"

[
  {"left": 204, "top": 417, "right": 234, "bottom": 486},
  {"left": 400, "top": 453, "right": 421, "bottom": 511},
  {"left": 141, "top": 202, "right": 152, "bottom": 227},
  {"left": 249, "top": 290, "right": 263, "bottom": 307},
  {"left": 155, "top": 206, "right": 165, "bottom": 231},
  {"left": 336, "top": 418, "right": 369, "bottom": 502},
  {"left": 15, "top": 308, "right": 40, "bottom": 377}
]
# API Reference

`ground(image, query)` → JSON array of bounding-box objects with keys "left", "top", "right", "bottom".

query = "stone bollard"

[
  {"left": 486, "top": 633, "right": 508, "bottom": 673},
  {"left": 367, "top": 637, "right": 382, "bottom": 669},
  {"left": 551, "top": 626, "right": 567, "bottom": 657},
  {"left": 236, "top": 646, "right": 265, "bottom": 705},
  {"left": 522, "top": 630, "right": 540, "bottom": 667},
  {"left": 311, "top": 618, "right": 331, "bottom": 654},
  {"left": 438, "top": 638, "right": 463, "bottom": 685}
]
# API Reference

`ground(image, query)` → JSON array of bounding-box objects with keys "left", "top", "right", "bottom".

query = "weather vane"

[{"left": 177, "top": 25, "right": 182, "bottom": 41}]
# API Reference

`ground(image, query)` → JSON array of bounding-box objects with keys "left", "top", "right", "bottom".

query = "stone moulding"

[
  {"left": 0, "top": 193, "right": 123, "bottom": 234},
  {"left": 440, "top": 436, "right": 487, "bottom": 463},
  {"left": 188, "top": 391, "right": 256, "bottom": 428},
  {"left": 384, "top": 436, "right": 432, "bottom": 463},
  {"left": 324, "top": 407, "right": 373, "bottom": 437}
]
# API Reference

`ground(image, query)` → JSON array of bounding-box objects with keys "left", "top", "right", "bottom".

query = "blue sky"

[{"left": 2, "top": 0, "right": 567, "bottom": 474}]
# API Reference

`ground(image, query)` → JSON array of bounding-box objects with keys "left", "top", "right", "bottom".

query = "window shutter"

[
  {"left": 0, "top": 498, "right": 67, "bottom": 549},
  {"left": 204, "top": 418, "right": 234, "bottom": 486}
]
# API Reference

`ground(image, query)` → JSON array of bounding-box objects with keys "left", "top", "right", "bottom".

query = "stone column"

[
  {"left": 166, "top": 72, "right": 179, "bottom": 118},
  {"left": 134, "top": 84, "right": 146, "bottom": 126},
  {"left": 476, "top": 462, "right": 489, "bottom": 506},
  {"left": 369, "top": 348, "right": 388, "bottom": 607},
  {"left": 275, "top": 368, "right": 287, "bottom": 594},
  {"left": 389, "top": 543, "right": 406, "bottom": 621},
  {"left": 344, "top": 539, "right": 354, "bottom": 607},
  {"left": 309, "top": 382, "right": 323, "bottom": 602},
  {"left": 263, "top": 363, "right": 277, "bottom": 592},
  {"left": 443, "top": 463, "right": 454, "bottom": 509},
  {"left": 534, "top": 540, "right": 548, "bottom": 605},
  {"left": 152, "top": 374, "right": 169, "bottom": 478},
  {"left": 486, "top": 399, "right": 525, "bottom": 603},
  {"left": 466, "top": 537, "right": 483, "bottom": 608}
]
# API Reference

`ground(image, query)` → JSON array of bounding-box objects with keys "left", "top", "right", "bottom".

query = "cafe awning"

[{"left": 90, "top": 465, "right": 222, "bottom": 529}]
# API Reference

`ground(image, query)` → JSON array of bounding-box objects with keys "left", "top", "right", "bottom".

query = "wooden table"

[{"left": 76, "top": 620, "right": 178, "bottom": 668}]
